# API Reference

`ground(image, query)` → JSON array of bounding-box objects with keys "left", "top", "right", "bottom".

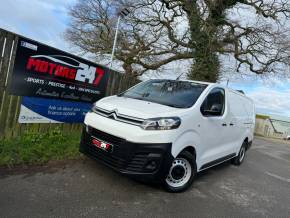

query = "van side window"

[{"left": 201, "top": 88, "right": 225, "bottom": 117}]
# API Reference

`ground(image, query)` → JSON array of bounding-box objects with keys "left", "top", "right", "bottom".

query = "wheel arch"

[
  {"left": 243, "top": 137, "right": 251, "bottom": 150},
  {"left": 180, "top": 146, "right": 196, "bottom": 159},
  {"left": 171, "top": 130, "right": 200, "bottom": 159}
]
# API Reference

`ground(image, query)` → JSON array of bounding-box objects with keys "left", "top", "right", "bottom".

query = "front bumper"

[{"left": 79, "top": 126, "right": 174, "bottom": 183}]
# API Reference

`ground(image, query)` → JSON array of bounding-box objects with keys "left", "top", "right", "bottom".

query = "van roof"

[
  {"left": 179, "top": 79, "right": 213, "bottom": 85},
  {"left": 149, "top": 79, "right": 213, "bottom": 85},
  {"left": 227, "top": 87, "right": 254, "bottom": 103}
]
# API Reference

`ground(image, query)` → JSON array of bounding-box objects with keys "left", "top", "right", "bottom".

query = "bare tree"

[
  {"left": 65, "top": 0, "right": 192, "bottom": 76},
  {"left": 160, "top": 0, "right": 290, "bottom": 81},
  {"left": 66, "top": 0, "right": 290, "bottom": 82}
]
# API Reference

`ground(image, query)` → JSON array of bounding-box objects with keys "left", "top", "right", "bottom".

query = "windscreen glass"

[{"left": 119, "top": 80, "right": 208, "bottom": 108}]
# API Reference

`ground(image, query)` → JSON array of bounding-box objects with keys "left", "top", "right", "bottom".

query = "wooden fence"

[{"left": 0, "top": 28, "right": 138, "bottom": 139}]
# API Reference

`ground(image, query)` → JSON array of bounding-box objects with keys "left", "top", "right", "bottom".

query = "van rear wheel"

[
  {"left": 232, "top": 142, "right": 247, "bottom": 166},
  {"left": 164, "top": 151, "right": 196, "bottom": 192}
]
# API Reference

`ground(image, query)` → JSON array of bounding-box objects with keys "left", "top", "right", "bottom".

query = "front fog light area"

[
  {"left": 141, "top": 117, "right": 181, "bottom": 130},
  {"left": 145, "top": 160, "right": 158, "bottom": 171}
]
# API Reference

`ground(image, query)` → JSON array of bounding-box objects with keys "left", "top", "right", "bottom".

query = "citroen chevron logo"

[{"left": 108, "top": 109, "right": 118, "bottom": 120}]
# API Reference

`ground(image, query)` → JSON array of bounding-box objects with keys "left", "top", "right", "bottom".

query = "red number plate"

[{"left": 92, "top": 137, "right": 113, "bottom": 152}]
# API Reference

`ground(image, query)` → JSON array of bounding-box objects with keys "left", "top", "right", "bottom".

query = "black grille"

[
  {"left": 80, "top": 127, "right": 170, "bottom": 174},
  {"left": 84, "top": 142, "right": 148, "bottom": 172},
  {"left": 84, "top": 143, "right": 127, "bottom": 169},
  {"left": 83, "top": 127, "right": 132, "bottom": 171},
  {"left": 90, "top": 127, "right": 125, "bottom": 145}
]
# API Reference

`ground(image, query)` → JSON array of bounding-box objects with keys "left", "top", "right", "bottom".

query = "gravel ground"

[{"left": 0, "top": 137, "right": 290, "bottom": 218}]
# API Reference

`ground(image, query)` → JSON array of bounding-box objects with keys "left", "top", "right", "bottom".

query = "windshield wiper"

[
  {"left": 122, "top": 95, "right": 144, "bottom": 101},
  {"left": 164, "top": 103, "right": 185, "bottom": 108},
  {"left": 148, "top": 100, "right": 185, "bottom": 108},
  {"left": 121, "top": 95, "right": 185, "bottom": 108}
]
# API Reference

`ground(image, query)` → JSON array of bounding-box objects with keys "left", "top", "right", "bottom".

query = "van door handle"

[
  {"left": 222, "top": 123, "right": 227, "bottom": 127},
  {"left": 230, "top": 123, "right": 234, "bottom": 126}
]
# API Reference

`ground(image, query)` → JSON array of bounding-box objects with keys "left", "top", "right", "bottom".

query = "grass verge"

[{"left": 0, "top": 127, "right": 82, "bottom": 167}]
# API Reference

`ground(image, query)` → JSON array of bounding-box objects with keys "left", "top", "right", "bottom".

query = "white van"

[{"left": 80, "top": 79, "right": 255, "bottom": 192}]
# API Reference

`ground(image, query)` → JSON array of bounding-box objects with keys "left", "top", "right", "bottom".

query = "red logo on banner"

[{"left": 26, "top": 55, "right": 104, "bottom": 86}]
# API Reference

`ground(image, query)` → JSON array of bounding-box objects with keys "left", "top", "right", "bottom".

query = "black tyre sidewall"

[
  {"left": 232, "top": 142, "right": 247, "bottom": 166},
  {"left": 164, "top": 151, "right": 196, "bottom": 193}
]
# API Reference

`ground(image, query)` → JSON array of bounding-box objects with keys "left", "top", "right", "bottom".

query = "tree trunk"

[
  {"left": 122, "top": 62, "right": 138, "bottom": 84},
  {"left": 184, "top": 0, "right": 221, "bottom": 83},
  {"left": 187, "top": 47, "right": 220, "bottom": 83}
]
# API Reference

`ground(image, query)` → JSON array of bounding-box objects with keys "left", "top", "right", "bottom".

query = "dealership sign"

[
  {"left": 19, "top": 97, "right": 92, "bottom": 123},
  {"left": 9, "top": 37, "right": 110, "bottom": 103}
]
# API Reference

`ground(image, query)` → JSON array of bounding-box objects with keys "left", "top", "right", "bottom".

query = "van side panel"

[
  {"left": 190, "top": 86, "right": 237, "bottom": 171},
  {"left": 243, "top": 97, "right": 256, "bottom": 142},
  {"left": 228, "top": 91, "right": 255, "bottom": 153}
]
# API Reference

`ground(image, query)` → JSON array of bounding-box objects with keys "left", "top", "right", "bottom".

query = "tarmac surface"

[{"left": 1, "top": 137, "right": 290, "bottom": 218}]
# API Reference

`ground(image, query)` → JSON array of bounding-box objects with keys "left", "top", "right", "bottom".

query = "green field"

[{"left": 0, "top": 127, "right": 82, "bottom": 167}]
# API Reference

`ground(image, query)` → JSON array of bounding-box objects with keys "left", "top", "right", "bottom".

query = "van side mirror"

[{"left": 202, "top": 103, "right": 223, "bottom": 116}]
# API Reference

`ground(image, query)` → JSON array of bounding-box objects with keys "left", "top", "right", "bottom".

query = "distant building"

[{"left": 255, "top": 114, "right": 290, "bottom": 139}]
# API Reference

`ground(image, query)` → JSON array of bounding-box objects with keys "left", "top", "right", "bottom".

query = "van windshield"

[{"left": 119, "top": 80, "right": 208, "bottom": 108}]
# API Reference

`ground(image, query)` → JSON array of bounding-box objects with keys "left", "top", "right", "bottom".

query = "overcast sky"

[{"left": 0, "top": 0, "right": 289, "bottom": 117}]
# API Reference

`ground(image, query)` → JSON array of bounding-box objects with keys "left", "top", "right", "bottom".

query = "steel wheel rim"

[{"left": 166, "top": 158, "right": 192, "bottom": 188}]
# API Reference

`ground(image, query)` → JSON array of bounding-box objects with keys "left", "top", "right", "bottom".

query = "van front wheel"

[{"left": 164, "top": 151, "right": 196, "bottom": 192}]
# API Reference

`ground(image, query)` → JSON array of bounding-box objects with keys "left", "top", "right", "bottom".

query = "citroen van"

[{"left": 80, "top": 79, "right": 255, "bottom": 192}]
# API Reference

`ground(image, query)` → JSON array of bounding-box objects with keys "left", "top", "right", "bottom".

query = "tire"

[
  {"left": 232, "top": 141, "right": 247, "bottom": 166},
  {"left": 164, "top": 151, "right": 196, "bottom": 193}
]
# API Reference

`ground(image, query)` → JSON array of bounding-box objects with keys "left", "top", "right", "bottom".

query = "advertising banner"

[
  {"left": 18, "top": 97, "right": 92, "bottom": 123},
  {"left": 9, "top": 36, "right": 110, "bottom": 103}
]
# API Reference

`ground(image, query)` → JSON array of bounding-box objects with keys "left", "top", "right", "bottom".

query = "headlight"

[{"left": 141, "top": 117, "right": 181, "bottom": 130}]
